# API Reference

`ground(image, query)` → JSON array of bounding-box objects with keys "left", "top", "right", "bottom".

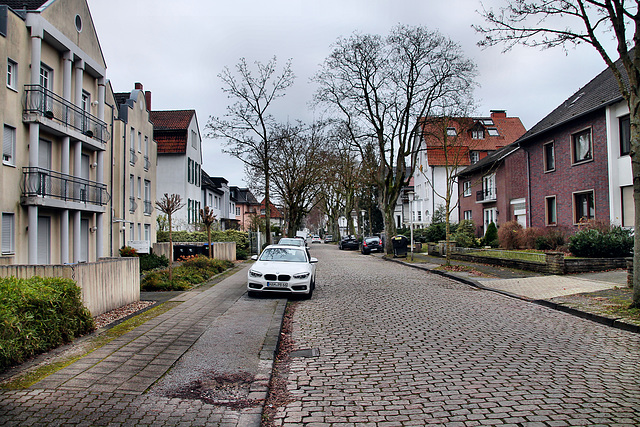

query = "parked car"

[
  {"left": 338, "top": 235, "right": 359, "bottom": 250},
  {"left": 361, "top": 236, "right": 383, "bottom": 254},
  {"left": 278, "top": 237, "right": 306, "bottom": 247},
  {"left": 324, "top": 234, "right": 333, "bottom": 243},
  {"left": 247, "top": 245, "right": 317, "bottom": 299},
  {"left": 311, "top": 235, "right": 322, "bottom": 244}
]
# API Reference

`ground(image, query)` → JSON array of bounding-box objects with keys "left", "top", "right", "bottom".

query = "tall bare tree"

[
  {"left": 156, "top": 193, "right": 184, "bottom": 280},
  {"left": 314, "top": 25, "right": 477, "bottom": 253},
  {"left": 476, "top": 0, "right": 640, "bottom": 308},
  {"left": 206, "top": 57, "right": 295, "bottom": 246}
]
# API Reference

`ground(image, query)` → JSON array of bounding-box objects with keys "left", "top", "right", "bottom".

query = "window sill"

[
  {"left": 543, "top": 169, "right": 555, "bottom": 174},
  {"left": 571, "top": 158, "right": 594, "bottom": 166},
  {"left": 2, "top": 161, "right": 16, "bottom": 168}
]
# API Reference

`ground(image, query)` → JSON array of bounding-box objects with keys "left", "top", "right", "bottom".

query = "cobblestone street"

[{"left": 271, "top": 245, "right": 640, "bottom": 426}]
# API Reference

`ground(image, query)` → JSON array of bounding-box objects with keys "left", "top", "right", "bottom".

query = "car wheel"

[{"left": 303, "top": 287, "right": 313, "bottom": 300}]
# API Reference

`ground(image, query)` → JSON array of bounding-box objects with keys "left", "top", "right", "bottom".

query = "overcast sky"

[{"left": 87, "top": 0, "right": 617, "bottom": 188}]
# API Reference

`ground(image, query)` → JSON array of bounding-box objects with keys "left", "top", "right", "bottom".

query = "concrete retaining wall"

[{"left": 0, "top": 257, "right": 140, "bottom": 316}]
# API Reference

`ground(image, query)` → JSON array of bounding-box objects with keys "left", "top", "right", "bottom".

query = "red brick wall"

[{"left": 524, "top": 110, "right": 610, "bottom": 229}]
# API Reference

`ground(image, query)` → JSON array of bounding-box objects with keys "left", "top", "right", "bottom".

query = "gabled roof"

[
  {"left": 260, "top": 199, "right": 284, "bottom": 219},
  {"left": 425, "top": 147, "right": 470, "bottom": 167},
  {"left": 420, "top": 112, "right": 525, "bottom": 166},
  {"left": 517, "top": 58, "right": 628, "bottom": 144},
  {"left": 231, "top": 187, "right": 260, "bottom": 205},
  {"left": 149, "top": 110, "right": 195, "bottom": 154},
  {"left": 0, "top": 1, "right": 48, "bottom": 10},
  {"left": 457, "top": 142, "right": 521, "bottom": 178}
]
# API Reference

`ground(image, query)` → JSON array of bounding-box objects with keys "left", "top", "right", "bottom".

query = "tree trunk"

[
  {"left": 629, "top": 91, "right": 640, "bottom": 308},
  {"left": 264, "top": 169, "right": 272, "bottom": 246},
  {"left": 444, "top": 197, "right": 451, "bottom": 266},
  {"left": 383, "top": 202, "right": 397, "bottom": 255}
]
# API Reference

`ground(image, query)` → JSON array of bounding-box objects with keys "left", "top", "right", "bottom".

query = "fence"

[
  {"left": 0, "top": 257, "right": 139, "bottom": 316},
  {"left": 153, "top": 242, "right": 236, "bottom": 262}
]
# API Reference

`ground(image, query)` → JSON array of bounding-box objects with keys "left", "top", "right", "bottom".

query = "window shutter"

[{"left": 2, "top": 214, "right": 13, "bottom": 253}]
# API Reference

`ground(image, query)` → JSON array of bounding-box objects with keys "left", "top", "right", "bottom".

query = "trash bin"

[
  {"left": 173, "top": 245, "right": 198, "bottom": 261},
  {"left": 392, "top": 235, "right": 409, "bottom": 257}
]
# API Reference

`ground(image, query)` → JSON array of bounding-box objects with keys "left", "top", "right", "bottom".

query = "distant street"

[{"left": 270, "top": 244, "right": 640, "bottom": 426}]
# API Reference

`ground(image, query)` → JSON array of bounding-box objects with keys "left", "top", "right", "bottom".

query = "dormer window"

[{"left": 472, "top": 129, "right": 484, "bottom": 139}]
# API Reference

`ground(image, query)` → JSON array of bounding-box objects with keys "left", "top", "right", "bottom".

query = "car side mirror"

[
  {"left": 310, "top": 257, "right": 318, "bottom": 264},
  {"left": 251, "top": 255, "right": 258, "bottom": 261}
]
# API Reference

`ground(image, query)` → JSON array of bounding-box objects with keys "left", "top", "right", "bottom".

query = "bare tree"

[
  {"left": 476, "top": 0, "right": 640, "bottom": 308},
  {"left": 206, "top": 57, "right": 295, "bottom": 246},
  {"left": 200, "top": 206, "right": 217, "bottom": 258},
  {"left": 156, "top": 193, "right": 185, "bottom": 280},
  {"left": 314, "top": 25, "right": 477, "bottom": 253}
]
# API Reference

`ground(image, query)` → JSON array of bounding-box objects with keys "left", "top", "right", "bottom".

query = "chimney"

[
  {"left": 490, "top": 110, "right": 507, "bottom": 119},
  {"left": 145, "top": 91, "right": 152, "bottom": 111},
  {"left": 135, "top": 82, "right": 143, "bottom": 91}
]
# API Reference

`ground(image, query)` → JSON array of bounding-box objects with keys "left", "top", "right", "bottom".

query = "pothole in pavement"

[{"left": 167, "top": 371, "right": 262, "bottom": 409}]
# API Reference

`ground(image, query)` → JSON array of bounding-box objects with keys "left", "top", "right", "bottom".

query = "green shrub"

[
  {"left": 139, "top": 252, "right": 169, "bottom": 272},
  {"left": 0, "top": 276, "right": 94, "bottom": 370},
  {"left": 568, "top": 226, "right": 633, "bottom": 258},
  {"left": 119, "top": 246, "right": 137, "bottom": 257},
  {"left": 453, "top": 220, "right": 477, "bottom": 248},
  {"left": 483, "top": 222, "right": 499, "bottom": 247},
  {"left": 140, "top": 255, "right": 234, "bottom": 291}
]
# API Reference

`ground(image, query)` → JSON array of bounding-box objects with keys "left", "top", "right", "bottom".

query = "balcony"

[
  {"left": 143, "top": 155, "right": 150, "bottom": 171},
  {"left": 476, "top": 187, "right": 497, "bottom": 203},
  {"left": 130, "top": 149, "right": 138, "bottom": 166},
  {"left": 129, "top": 197, "right": 137, "bottom": 213},
  {"left": 21, "top": 167, "right": 109, "bottom": 211},
  {"left": 22, "top": 85, "right": 109, "bottom": 146},
  {"left": 144, "top": 200, "right": 153, "bottom": 215}
]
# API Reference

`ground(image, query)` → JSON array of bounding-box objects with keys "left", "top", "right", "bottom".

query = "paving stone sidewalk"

[{"left": 0, "top": 263, "right": 286, "bottom": 427}]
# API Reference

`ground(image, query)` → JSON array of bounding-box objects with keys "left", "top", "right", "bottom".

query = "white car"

[
  {"left": 248, "top": 245, "right": 318, "bottom": 298},
  {"left": 311, "top": 235, "right": 322, "bottom": 244}
]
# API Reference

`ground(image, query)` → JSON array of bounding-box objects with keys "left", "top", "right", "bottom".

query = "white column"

[
  {"left": 28, "top": 33, "right": 42, "bottom": 264},
  {"left": 97, "top": 78, "right": 105, "bottom": 121}
]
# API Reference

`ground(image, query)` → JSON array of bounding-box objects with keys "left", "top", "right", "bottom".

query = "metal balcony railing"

[
  {"left": 476, "top": 188, "right": 497, "bottom": 202},
  {"left": 129, "top": 197, "right": 137, "bottom": 213},
  {"left": 130, "top": 149, "right": 138, "bottom": 165},
  {"left": 144, "top": 200, "right": 153, "bottom": 215},
  {"left": 21, "top": 167, "right": 109, "bottom": 205},
  {"left": 23, "top": 85, "right": 109, "bottom": 144},
  {"left": 143, "top": 155, "right": 150, "bottom": 171}
]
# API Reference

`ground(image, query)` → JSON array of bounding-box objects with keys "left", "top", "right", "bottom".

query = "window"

[
  {"left": 483, "top": 208, "right": 497, "bottom": 230},
  {"left": 187, "top": 158, "right": 192, "bottom": 183},
  {"left": 574, "top": 191, "right": 595, "bottom": 223},
  {"left": 39, "top": 64, "right": 52, "bottom": 90},
  {"left": 545, "top": 196, "right": 557, "bottom": 226},
  {"left": 137, "top": 177, "right": 141, "bottom": 199},
  {"left": 138, "top": 132, "right": 142, "bottom": 153},
  {"left": 482, "top": 174, "right": 496, "bottom": 200},
  {"left": 82, "top": 91, "right": 90, "bottom": 112},
  {"left": 2, "top": 213, "right": 15, "bottom": 254},
  {"left": 446, "top": 127, "right": 457, "bottom": 136},
  {"left": 621, "top": 186, "right": 634, "bottom": 227},
  {"left": 236, "top": 207, "right": 241, "bottom": 216},
  {"left": 472, "top": 129, "right": 484, "bottom": 139},
  {"left": 463, "top": 210, "right": 472, "bottom": 221},
  {"left": 470, "top": 151, "right": 480, "bottom": 164},
  {"left": 144, "top": 136, "right": 149, "bottom": 156},
  {"left": 7, "top": 59, "right": 17, "bottom": 90},
  {"left": 544, "top": 141, "right": 555, "bottom": 172},
  {"left": 192, "top": 129, "right": 197, "bottom": 148},
  {"left": 144, "top": 224, "right": 150, "bottom": 242},
  {"left": 620, "top": 115, "right": 631, "bottom": 156},
  {"left": 3, "top": 125, "right": 15, "bottom": 165},
  {"left": 463, "top": 181, "right": 471, "bottom": 197},
  {"left": 572, "top": 129, "right": 592, "bottom": 163},
  {"left": 487, "top": 128, "right": 499, "bottom": 136}
]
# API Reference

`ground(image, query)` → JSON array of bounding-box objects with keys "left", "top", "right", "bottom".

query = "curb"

[{"left": 383, "top": 256, "right": 640, "bottom": 334}]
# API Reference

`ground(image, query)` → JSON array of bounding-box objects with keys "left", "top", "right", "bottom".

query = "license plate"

[{"left": 267, "top": 282, "right": 288, "bottom": 288}]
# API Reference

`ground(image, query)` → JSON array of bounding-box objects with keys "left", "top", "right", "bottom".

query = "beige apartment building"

[{"left": 0, "top": 0, "right": 157, "bottom": 264}]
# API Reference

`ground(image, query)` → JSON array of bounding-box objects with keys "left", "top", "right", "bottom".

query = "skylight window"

[
  {"left": 482, "top": 119, "right": 494, "bottom": 125},
  {"left": 446, "top": 127, "right": 457, "bottom": 136},
  {"left": 487, "top": 128, "right": 499, "bottom": 136}
]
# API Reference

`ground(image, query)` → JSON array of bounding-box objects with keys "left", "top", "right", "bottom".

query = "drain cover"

[{"left": 290, "top": 348, "right": 320, "bottom": 358}]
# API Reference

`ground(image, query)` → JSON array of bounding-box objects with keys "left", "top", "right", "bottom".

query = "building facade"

[{"left": 1, "top": 0, "right": 110, "bottom": 264}]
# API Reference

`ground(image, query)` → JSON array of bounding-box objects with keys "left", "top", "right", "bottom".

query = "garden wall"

[
  {"left": 0, "top": 257, "right": 140, "bottom": 316},
  {"left": 153, "top": 242, "right": 236, "bottom": 262}
]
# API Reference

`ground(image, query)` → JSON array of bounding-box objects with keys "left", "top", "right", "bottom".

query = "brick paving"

[
  {"left": 271, "top": 245, "right": 640, "bottom": 426},
  {"left": 0, "top": 263, "right": 285, "bottom": 427}
]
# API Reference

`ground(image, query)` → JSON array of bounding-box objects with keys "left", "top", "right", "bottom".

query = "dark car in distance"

[
  {"left": 361, "top": 236, "right": 383, "bottom": 254},
  {"left": 338, "top": 235, "right": 359, "bottom": 250}
]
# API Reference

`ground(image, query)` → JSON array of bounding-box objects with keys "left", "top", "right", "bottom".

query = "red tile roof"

[
  {"left": 260, "top": 200, "right": 284, "bottom": 219},
  {"left": 425, "top": 147, "right": 470, "bottom": 167},
  {"left": 149, "top": 110, "right": 195, "bottom": 154},
  {"left": 419, "top": 113, "right": 525, "bottom": 166}
]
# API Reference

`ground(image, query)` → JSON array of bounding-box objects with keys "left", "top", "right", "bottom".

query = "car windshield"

[
  {"left": 278, "top": 238, "right": 303, "bottom": 246},
  {"left": 259, "top": 247, "right": 307, "bottom": 262}
]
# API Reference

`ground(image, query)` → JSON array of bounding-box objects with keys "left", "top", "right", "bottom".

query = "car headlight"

[
  {"left": 249, "top": 269, "right": 263, "bottom": 278},
  {"left": 293, "top": 272, "right": 310, "bottom": 279}
]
